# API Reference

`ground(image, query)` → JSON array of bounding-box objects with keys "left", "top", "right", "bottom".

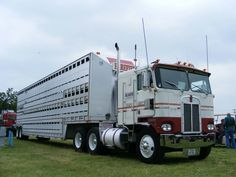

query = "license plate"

[
  {"left": 183, "top": 148, "right": 197, "bottom": 156},
  {"left": 187, "top": 148, "right": 196, "bottom": 156}
]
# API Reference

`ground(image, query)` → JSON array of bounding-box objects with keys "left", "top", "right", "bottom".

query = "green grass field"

[{"left": 0, "top": 138, "right": 235, "bottom": 177}]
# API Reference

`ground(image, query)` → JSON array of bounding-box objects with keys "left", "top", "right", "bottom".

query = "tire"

[
  {"left": 190, "top": 146, "right": 212, "bottom": 160},
  {"left": 136, "top": 128, "right": 164, "bottom": 164},
  {"left": 16, "top": 128, "right": 20, "bottom": 139},
  {"left": 87, "top": 127, "right": 103, "bottom": 155},
  {"left": 17, "top": 127, "right": 29, "bottom": 140},
  {"left": 73, "top": 128, "right": 87, "bottom": 152},
  {"left": 18, "top": 128, "right": 22, "bottom": 139}
]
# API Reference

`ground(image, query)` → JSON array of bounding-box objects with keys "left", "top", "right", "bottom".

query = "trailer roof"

[{"left": 17, "top": 52, "right": 96, "bottom": 95}]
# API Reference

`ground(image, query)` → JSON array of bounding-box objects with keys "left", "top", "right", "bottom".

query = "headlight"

[
  {"left": 161, "top": 123, "right": 172, "bottom": 131},
  {"left": 207, "top": 124, "right": 214, "bottom": 131}
]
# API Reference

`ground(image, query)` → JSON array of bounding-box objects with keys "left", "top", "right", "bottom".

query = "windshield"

[
  {"left": 8, "top": 115, "right": 16, "bottom": 120},
  {"left": 155, "top": 67, "right": 211, "bottom": 94},
  {"left": 156, "top": 68, "right": 189, "bottom": 91},
  {"left": 189, "top": 73, "right": 211, "bottom": 94}
]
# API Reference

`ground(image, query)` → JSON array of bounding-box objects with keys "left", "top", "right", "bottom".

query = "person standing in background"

[
  {"left": 224, "top": 113, "right": 236, "bottom": 148},
  {"left": 215, "top": 119, "right": 225, "bottom": 144},
  {"left": 0, "top": 126, "right": 6, "bottom": 148}
]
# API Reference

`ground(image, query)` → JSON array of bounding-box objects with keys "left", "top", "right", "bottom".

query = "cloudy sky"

[{"left": 0, "top": 0, "right": 235, "bottom": 114}]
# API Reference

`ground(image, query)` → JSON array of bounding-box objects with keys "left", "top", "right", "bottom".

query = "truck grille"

[{"left": 183, "top": 104, "right": 200, "bottom": 132}]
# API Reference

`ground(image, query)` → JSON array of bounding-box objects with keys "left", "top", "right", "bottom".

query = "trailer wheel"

[
  {"left": 17, "top": 127, "right": 28, "bottom": 140},
  {"left": 190, "top": 146, "right": 212, "bottom": 160},
  {"left": 73, "top": 128, "right": 87, "bottom": 152},
  {"left": 87, "top": 127, "right": 103, "bottom": 155},
  {"left": 137, "top": 128, "right": 164, "bottom": 164},
  {"left": 18, "top": 128, "right": 22, "bottom": 139},
  {"left": 16, "top": 128, "right": 20, "bottom": 139}
]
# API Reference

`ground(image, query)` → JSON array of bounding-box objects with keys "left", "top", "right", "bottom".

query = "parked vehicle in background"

[
  {"left": 214, "top": 114, "right": 236, "bottom": 145},
  {"left": 16, "top": 51, "right": 215, "bottom": 163},
  {"left": 0, "top": 110, "right": 16, "bottom": 136}
]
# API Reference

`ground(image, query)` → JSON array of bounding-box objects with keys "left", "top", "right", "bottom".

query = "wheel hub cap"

[
  {"left": 75, "top": 133, "right": 82, "bottom": 148},
  {"left": 89, "top": 133, "right": 97, "bottom": 151},
  {"left": 140, "top": 135, "right": 155, "bottom": 158}
]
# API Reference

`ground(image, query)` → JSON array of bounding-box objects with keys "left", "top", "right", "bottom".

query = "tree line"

[{"left": 0, "top": 88, "right": 17, "bottom": 112}]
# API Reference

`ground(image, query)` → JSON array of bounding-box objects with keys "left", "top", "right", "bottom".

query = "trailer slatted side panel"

[{"left": 17, "top": 53, "right": 116, "bottom": 138}]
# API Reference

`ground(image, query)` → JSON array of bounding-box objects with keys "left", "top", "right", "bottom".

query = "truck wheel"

[
  {"left": 17, "top": 128, "right": 29, "bottom": 140},
  {"left": 16, "top": 128, "right": 20, "bottom": 139},
  {"left": 73, "top": 128, "right": 87, "bottom": 152},
  {"left": 87, "top": 127, "right": 103, "bottom": 155},
  {"left": 137, "top": 128, "right": 164, "bottom": 164},
  {"left": 190, "top": 146, "right": 212, "bottom": 160},
  {"left": 18, "top": 128, "right": 22, "bottom": 139}
]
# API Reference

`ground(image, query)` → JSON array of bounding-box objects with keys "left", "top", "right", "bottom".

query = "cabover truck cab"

[
  {"left": 16, "top": 53, "right": 215, "bottom": 163},
  {"left": 116, "top": 60, "right": 215, "bottom": 163}
]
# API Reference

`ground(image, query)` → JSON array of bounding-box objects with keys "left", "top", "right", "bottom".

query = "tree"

[{"left": 0, "top": 88, "right": 17, "bottom": 112}]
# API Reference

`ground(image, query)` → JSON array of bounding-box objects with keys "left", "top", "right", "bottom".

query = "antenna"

[
  {"left": 142, "top": 18, "right": 149, "bottom": 67},
  {"left": 115, "top": 43, "right": 120, "bottom": 120},
  {"left": 134, "top": 44, "right": 137, "bottom": 69},
  {"left": 205, "top": 35, "right": 209, "bottom": 71}
]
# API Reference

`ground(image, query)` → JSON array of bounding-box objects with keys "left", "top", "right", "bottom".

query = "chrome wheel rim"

[
  {"left": 16, "top": 129, "right": 19, "bottom": 138},
  {"left": 74, "top": 132, "right": 82, "bottom": 149},
  {"left": 139, "top": 135, "right": 155, "bottom": 158},
  {"left": 89, "top": 133, "right": 97, "bottom": 151},
  {"left": 19, "top": 129, "right": 22, "bottom": 138}
]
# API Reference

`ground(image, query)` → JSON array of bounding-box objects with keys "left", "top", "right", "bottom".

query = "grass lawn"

[{"left": 0, "top": 138, "right": 236, "bottom": 177}]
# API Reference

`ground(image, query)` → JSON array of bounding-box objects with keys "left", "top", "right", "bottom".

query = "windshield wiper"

[
  {"left": 191, "top": 84, "right": 208, "bottom": 95},
  {"left": 164, "top": 80, "right": 182, "bottom": 91}
]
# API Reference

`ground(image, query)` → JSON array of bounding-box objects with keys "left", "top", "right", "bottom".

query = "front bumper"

[{"left": 160, "top": 133, "right": 215, "bottom": 149}]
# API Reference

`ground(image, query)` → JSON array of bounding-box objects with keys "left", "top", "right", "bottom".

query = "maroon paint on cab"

[
  {"left": 138, "top": 117, "right": 181, "bottom": 134},
  {"left": 201, "top": 117, "right": 214, "bottom": 133}
]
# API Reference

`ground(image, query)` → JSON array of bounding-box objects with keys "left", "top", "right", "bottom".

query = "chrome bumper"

[{"left": 160, "top": 133, "right": 215, "bottom": 149}]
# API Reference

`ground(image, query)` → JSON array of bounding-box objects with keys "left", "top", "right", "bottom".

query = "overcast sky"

[{"left": 0, "top": 0, "right": 235, "bottom": 114}]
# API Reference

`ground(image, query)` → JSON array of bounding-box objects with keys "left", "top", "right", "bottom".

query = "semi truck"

[
  {"left": 16, "top": 50, "right": 215, "bottom": 163},
  {"left": 0, "top": 110, "right": 16, "bottom": 136}
]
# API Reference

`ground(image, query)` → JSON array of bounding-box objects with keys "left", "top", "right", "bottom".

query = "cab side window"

[
  {"left": 137, "top": 71, "right": 153, "bottom": 90},
  {"left": 137, "top": 74, "right": 142, "bottom": 91},
  {"left": 148, "top": 71, "right": 153, "bottom": 87}
]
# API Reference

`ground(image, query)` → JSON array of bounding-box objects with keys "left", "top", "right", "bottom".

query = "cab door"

[
  {"left": 136, "top": 70, "right": 155, "bottom": 119},
  {"left": 117, "top": 71, "right": 139, "bottom": 125}
]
